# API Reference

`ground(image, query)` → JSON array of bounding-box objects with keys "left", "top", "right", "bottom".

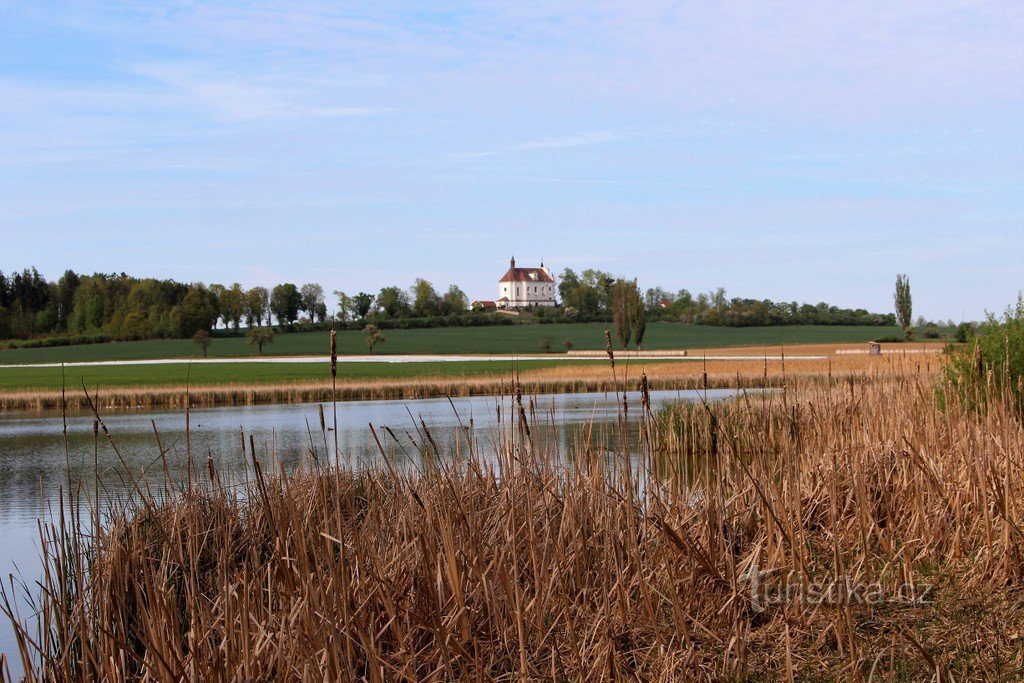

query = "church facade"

[{"left": 497, "top": 257, "right": 556, "bottom": 308}]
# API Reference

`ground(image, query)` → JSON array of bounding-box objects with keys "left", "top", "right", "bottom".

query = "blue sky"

[{"left": 1, "top": 1, "right": 1022, "bottom": 320}]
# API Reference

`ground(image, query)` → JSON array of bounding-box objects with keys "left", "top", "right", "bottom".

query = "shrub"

[
  {"left": 944, "top": 293, "right": 1023, "bottom": 415},
  {"left": 955, "top": 322, "right": 975, "bottom": 344},
  {"left": 538, "top": 337, "right": 554, "bottom": 353}
]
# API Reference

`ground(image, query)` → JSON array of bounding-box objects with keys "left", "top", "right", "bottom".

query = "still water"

[{"left": 0, "top": 388, "right": 740, "bottom": 672}]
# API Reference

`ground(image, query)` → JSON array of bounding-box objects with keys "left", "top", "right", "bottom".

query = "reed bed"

[
  {"left": 0, "top": 350, "right": 935, "bottom": 412},
  {"left": 2, "top": 354, "right": 1021, "bottom": 681}
]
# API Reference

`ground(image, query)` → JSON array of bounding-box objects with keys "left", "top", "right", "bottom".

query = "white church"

[{"left": 497, "top": 257, "right": 557, "bottom": 308}]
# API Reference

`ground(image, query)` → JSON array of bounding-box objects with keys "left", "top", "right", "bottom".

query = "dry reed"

[{"left": 2, "top": 361, "right": 1021, "bottom": 681}]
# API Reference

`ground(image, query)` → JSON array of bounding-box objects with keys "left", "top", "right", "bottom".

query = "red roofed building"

[{"left": 498, "top": 256, "right": 556, "bottom": 308}]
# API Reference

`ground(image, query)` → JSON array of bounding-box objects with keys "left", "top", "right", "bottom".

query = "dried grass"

[{"left": 2, "top": 359, "right": 1022, "bottom": 681}]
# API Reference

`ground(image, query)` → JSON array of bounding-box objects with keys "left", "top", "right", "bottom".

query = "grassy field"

[
  {"left": 0, "top": 359, "right": 590, "bottom": 392},
  {"left": 0, "top": 323, "right": 905, "bottom": 365}
]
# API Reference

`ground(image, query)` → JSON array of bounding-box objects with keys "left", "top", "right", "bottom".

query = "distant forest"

[{"left": 0, "top": 266, "right": 897, "bottom": 344}]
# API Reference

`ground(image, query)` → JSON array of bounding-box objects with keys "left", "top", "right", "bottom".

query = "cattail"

[
  {"left": 604, "top": 329, "right": 615, "bottom": 369},
  {"left": 318, "top": 403, "right": 326, "bottom": 432},
  {"left": 330, "top": 330, "right": 338, "bottom": 379},
  {"left": 640, "top": 372, "right": 650, "bottom": 412}
]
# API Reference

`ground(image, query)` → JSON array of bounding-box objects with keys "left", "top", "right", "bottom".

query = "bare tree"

[{"left": 363, "top": 324, "right": 385, "bottom": 354}]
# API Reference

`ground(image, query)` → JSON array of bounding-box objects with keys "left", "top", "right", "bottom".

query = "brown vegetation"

[
  {"left": 0, "top": 348, "right": 943, "bottom": 412},
  {"left": 3, "top": 359, "right": 1022, "bottom": 680}
]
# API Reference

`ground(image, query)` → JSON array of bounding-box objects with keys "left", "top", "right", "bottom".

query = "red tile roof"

[{"left": 499, "top": 267, "right": 554, "bottom": 283}]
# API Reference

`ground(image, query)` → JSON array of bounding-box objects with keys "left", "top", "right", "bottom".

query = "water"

[{"left": 0, "top": 387, "right": 741, "bottom": 673}]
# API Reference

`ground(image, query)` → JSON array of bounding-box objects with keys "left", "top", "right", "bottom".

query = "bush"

[
  {"left": 2, "top": 333, "right": 112, "bottom": 350},
  {"left": 538, "top": 337, "right": 554, "bottom": 353},
  {"left": 923, "top": 326, "right": 941, "bottom": 339},
  {"left": 955, "top": 322, "right": 975, "bottom": 344},
  {"left": 944, "top": 293, "right": 1023, "bottom": 415}
]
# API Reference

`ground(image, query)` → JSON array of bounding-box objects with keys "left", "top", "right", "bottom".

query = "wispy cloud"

[
  {"left": 131, "top": 63, "right": 388, "bottom": 121},
  {"left": 451, "top": 131, "right": 629, "bottom": 159}
]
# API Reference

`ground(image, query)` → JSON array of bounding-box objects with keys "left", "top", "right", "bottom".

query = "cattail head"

[
  {"left": 329, "top": 330, "right": 337, "bottom": 379},
  {"left": 318, "top": 403, "right": 326, "bottom": 432},
  {"left": 640, "top": 372, "right": 650, "bottom": 411},
  {"left": 604, "top": 329, "right": 615, "bottom": 368}
]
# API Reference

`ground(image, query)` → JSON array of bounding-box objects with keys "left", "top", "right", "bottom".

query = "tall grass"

[
  {"left": 2, "top": 363, "right": 1021, "bottom": 679},
  {"left": 0, "top": 351, "right": 937, "bottom": 412}
]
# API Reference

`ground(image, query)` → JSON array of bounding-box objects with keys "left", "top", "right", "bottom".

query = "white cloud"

[{"left": 451, "top": 131, "right": 629, "bottom": 159}]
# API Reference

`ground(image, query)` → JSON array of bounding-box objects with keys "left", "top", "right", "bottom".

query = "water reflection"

[{"left": 0, "top": 387, "right": 742, "bottom": 667}]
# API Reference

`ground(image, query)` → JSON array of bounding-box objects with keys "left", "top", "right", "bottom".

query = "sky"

[{"left": 1, "top": 1, "right": 1022, "bottom": 321}]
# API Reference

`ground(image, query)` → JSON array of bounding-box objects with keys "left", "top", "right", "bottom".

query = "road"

[{"left": 0, "top": 352, "right": 827, "bottom": 370}]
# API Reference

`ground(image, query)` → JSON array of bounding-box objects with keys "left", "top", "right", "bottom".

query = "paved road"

[{"left": 0, "top": 353, "right": 826, "bottom": 370}]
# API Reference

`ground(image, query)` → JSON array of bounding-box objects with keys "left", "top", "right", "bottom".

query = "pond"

[{"left": 0, "top": 387, "right": 743, "bottom": 672}]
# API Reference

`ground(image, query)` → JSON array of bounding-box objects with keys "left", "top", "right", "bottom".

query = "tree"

[
  {"left": 246, "top": 287, "right": 269, "bottom": 328},
  {"left": 894, "top": 274, "right": 912, "bottom": 336},
  {"left": 300, "top": 283, "right": 325, "bottom": 323},
  {"left": 633, "top": 292, "right": 647, "bottom": 350},
  {"left": 55, "top": 269, "right": 80, "bottom": 332},
  {"left": 176, "top": 285, "right": 217, "bottom": 337},
  {"left": 538, "top": 337, "right": 554, "bottom": 352},
  {"left": 644, "top": 287, "right": 672, "bottom": 311},
  {"left": 333, "top": 290, "right": 352, "bottom": 322},
  {"left": 563, "top": 339, "right": 575, "bottom": 351},
  {"left": 442, "top": 284, "right": 468, "bottom": 314},
  {"left": 220, "top": 283, "right": 246, "bottom": 331},
  {"left": 270, "top": 283, "right": 302, "bottom": 327},
  {"left": 611, "top": 279, "right": 642, "bottom": 349},
  {"left": 247, "top": 326, "right": 275, "bottom": 355},
  {"left": 376, "top": 286, "right": 410, "bottom": 318},
  {"left": 558, "top": 268, "right": 580, "bottom": 304},
  {"left": 208, "top": 284, "right": 226, "bottom": 328},
  {"left": 193, "top": 329, "right": 212, "bottom": 357},
  {"left": 411, "top": 278, "right": 440, "bottom": 317},
  {"left": 351, "top": 292, "right": 374, "bottom": 319},
  {"left": 363, "top": 323, "right": 385, "bottom": 353}
]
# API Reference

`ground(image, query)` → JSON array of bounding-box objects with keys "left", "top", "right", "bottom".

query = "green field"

[
  {"left": 0, "top": 360, "right": 591, "bottom": 392},
  {"left": 0, "top": 323, "right": 903, "bottom": 366}
]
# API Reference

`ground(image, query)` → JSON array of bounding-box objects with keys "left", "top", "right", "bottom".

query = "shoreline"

[{"left": 0, "top": 351, "right": 941, "bottom": 413}]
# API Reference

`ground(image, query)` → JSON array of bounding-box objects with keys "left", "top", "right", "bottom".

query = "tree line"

[
  {"left": 559, "top": 268, "right": 896, "bottom": 327},
  {"left": 0, "top": 268, "right": 474, "bottom": 342},
  {"left": 0, "top": 265, "right": 897, "bottom": 346}
]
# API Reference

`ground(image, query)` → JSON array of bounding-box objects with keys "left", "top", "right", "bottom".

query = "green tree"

[
  {"left": 246, "top": 287, "right": 269, "bottom": 328},
  {"left": 176, "top": 285, "right": 217, "bottom": 337},
  {"left": 894, "top": 274, "right": 912, "bottom": 336},
  {"left": 633, "top": 292, "right": 647, "bottom": 350},
  {"left": 246, "top": 326, "right": 275, "bottom": 355},
  {"left": 363, "top": 323, "right": 385, "bottom": 353},
  {"left": 55, "top": 269, "right": 80, "bottom": 332},
  {"left": 300, "top": 283, "right": 325, "bottom": 323},
  {"left": 376, "top": 286, "right": 410, "bottom": 318},
  {"left": 442, "top": 284, "right": 468, "bottom": 314},
  {"left": 333, "top": 290, "right": 352, "bottom": 322},
  {"left": 351, "top": 292, "right": 374, "bottom": 319},
  {"left": 208, "top": 283, "right": 226, "bottom": 328},
  {"left": 411, "top": 278, "right": 440, "bottom": 317},
  {"left": 270, "top": 283, "right": 302, "bottom": 327},
  {"left": 220, "top": 283, "right": 246, "bottom": 331},
  {"left": 945, "top": 293, "right": 1023, "bottom": 415},
  {"left": 611, "top": 279, "right": 642, "bottom": 349}
]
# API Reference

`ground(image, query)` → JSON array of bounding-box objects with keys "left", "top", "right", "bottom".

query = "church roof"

[{"left": 499, "top": 267, "right": 554, "bottom": 283}]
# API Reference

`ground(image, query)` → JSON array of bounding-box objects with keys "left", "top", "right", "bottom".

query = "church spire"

[{"left": 510, "top": 255, "right": 515, "bottom": 269}]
